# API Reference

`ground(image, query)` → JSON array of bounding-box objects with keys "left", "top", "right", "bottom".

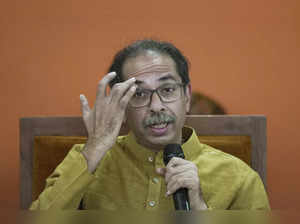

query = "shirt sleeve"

[
  {"left": 29, "top": 144, "right": 96, "bottom": 210},
  {"left": 229, "top": 169, "right": 271, "bottom": 210}
]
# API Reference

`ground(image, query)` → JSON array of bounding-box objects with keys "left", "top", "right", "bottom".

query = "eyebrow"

[
  {"left": 158, "top": 74, "right": 177, "bottom": 82},
  {"left": 135, "top": 74, "right": 177, "bottom": 85}
]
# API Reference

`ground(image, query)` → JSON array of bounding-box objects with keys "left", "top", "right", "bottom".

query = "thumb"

[
  {"left": 80, "top": 94, "right": 91, "bottom": 117},
  {"left": 156, "top": 167, "right": 166, "bottom": 176}
]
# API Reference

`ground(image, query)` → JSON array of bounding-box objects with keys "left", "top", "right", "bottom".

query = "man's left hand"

[{"left": 156, "top": 157, "right": 207, "bottom": 210}]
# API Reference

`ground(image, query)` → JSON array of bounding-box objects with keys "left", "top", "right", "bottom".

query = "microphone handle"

[{"left": 173, "top": 188, "right": 190, "bottom": 210}]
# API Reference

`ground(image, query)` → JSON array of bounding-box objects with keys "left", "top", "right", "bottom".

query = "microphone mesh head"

[{"left": 163, "top": 144, "right": 185, "bottom": 165}]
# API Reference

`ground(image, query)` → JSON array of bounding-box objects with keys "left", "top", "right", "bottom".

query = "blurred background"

[{"left": 1, "top": 0, "right": 299, "bottom": 211}]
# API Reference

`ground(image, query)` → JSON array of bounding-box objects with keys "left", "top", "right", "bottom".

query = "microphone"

[{"left": 163, "top": 144, "right": 191, "bottom": 211}]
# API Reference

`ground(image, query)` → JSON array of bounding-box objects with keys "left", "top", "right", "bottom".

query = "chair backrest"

[{"left": 20, "top": 115, "right": 267, "bottom": 209}]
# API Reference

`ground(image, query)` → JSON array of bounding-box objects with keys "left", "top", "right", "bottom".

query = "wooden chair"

[{"left": 20, "top": 115, "right": 267, "bottom": 209}]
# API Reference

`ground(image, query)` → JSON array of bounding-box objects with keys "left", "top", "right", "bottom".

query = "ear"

[{"left": 184, "top": 84, "right": 192, "bottom": 113}]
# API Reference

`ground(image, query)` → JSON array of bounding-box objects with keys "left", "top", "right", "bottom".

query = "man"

[{"left": 30, "top": 39, "right": 270, "bottom": 210}]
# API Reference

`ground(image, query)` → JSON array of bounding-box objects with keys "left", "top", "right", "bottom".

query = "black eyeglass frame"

[{"left": 129, "top": 83, "right": 186, "bottom": 108}]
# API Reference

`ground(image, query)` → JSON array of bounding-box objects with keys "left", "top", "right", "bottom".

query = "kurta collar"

[{"left": 124, "top": 126, "right": 203, "bottom": 164}]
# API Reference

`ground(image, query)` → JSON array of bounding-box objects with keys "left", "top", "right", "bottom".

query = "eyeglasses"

[{"left": 129, "top": 83, "right": 185, "bottom": 108}]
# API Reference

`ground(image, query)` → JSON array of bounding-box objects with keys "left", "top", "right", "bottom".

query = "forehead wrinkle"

[{"left": 126, "top": 63, "right": 171, "bottom": 77}]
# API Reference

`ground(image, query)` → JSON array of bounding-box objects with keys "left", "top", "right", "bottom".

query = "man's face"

[{"left": 122, "top": 50, "right": 191, "bottom": 151}]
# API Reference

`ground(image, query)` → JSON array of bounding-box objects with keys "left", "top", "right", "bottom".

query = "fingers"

[
  {"left": 80, "top": 94, "right": 91, "bottom": 117},
  {"left": 96, "top": 72, "right": 117, "bottom": 101},
  {"left": 156, "top": 167, "right": 167, "bottom": 176},
  {"left": 158, "top": 158, "right": 199, "bottom": 196},
  {"left": 166, "top": 175, "right": 195, "bottom": 196},
  {"left": 119, "top": 85, "right": 136, "bottom": 109},
  {"left": 166, "top": 157, "right": 186, "bottom": 169},
  {"left": 109, "top": 77, "right": 136, "bottom": 104},
  {"left": 80, "top": 94, "right": 94, "bottom": 135},
  {"left": 164, "top": 157, "right": 190, "bottom": 181},
  {"left": 165, "top": 164, "right": 193, "bottom": 183}
]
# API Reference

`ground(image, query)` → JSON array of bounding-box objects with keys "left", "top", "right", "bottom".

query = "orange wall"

[{"left": 1, "top": 0, "right": 299, "bottom": 211}]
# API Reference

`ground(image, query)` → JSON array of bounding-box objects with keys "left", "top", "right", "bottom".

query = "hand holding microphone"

[{"left": 156, "top": 144, "right": 207, "bottom": 210}]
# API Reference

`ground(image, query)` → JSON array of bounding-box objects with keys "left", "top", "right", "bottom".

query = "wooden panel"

[
  {"left": 32, "top": 136, "right": 87, "bottom": 201},
  {"left": 198, "top": 136, "right": 251, "bottom": 165}
]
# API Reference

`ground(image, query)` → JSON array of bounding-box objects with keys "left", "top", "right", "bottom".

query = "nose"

[{"left": 149, "top": 92, "right": 165, "bottom": 112}]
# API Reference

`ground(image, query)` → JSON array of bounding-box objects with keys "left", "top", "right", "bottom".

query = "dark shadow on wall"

[{"left": 189, "top": 92, "right": 226, "bottom": 115}]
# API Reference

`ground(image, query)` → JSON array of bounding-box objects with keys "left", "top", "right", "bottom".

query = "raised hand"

[{"left": 80, "top": 72, "right": 136, "bottom": 173}]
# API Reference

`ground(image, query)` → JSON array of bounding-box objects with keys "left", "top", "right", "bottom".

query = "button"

[
  {"left": 149, "top": 201, "right": 156, "bottom": 207},
  {"left": 148, "top": 156, "right": 154, "bottom": 162},
  {"left": 152, "top": 177, "right": 159, "bottom": 184}
]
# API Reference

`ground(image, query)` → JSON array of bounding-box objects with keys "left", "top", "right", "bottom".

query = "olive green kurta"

[{"left": 30, "top": 127, "right": 270, "bottom": 210}]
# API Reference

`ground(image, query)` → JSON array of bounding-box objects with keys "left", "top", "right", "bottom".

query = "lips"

[{"left": 148, "top": 122, "right": 169, "bottom": 135}]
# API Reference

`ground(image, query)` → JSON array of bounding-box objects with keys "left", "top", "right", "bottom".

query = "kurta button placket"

[{"left": 145, "top": 153, "right": 162, "bottom": 210}]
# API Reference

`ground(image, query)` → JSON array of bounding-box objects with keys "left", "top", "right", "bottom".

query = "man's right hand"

[{"left": 79, "top": 72, "right": 136, "bottom": 173}]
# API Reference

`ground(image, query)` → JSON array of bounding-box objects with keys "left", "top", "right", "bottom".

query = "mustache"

[{"left": 143, "top": 112, "right": 176, "bottom": 127}]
